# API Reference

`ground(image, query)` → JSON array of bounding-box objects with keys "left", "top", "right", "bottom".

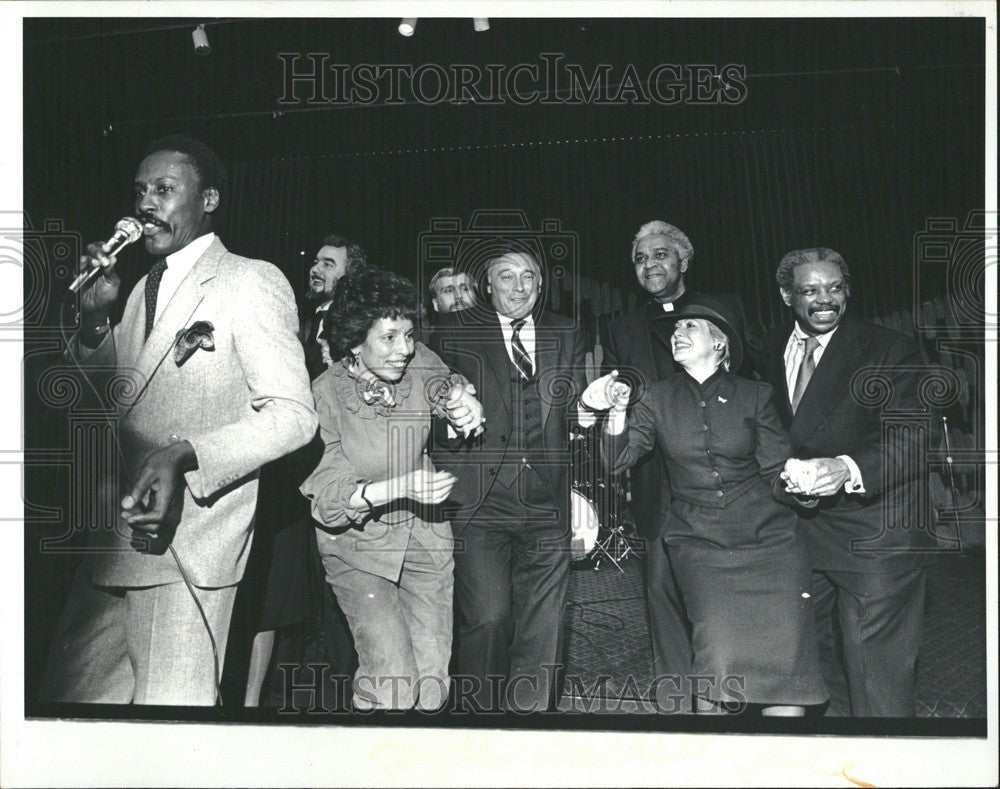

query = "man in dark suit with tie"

[
  {"left": 603, "top": 220, "right": 748, "bottom": 707},
  {"left": 761, "top": 246, "right": 934, "bottom": 717},
  {"left": 430, "top": 250, "right": 588, "bottom": 713}
]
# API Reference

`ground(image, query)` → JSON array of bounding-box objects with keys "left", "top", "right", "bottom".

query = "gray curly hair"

[{"left": 631, "top": 220, "right": 694, "bottom": 263}]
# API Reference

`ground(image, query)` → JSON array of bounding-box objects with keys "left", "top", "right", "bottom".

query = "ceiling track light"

[
  {"left": 473, "top": 18, "right": 490, "bottom": 32},
  {"left": 398, "top": 18, "right": 417, "bottom": 37},
  {"left": 192, "top": 23, "right": 210, "bottom": 55}
]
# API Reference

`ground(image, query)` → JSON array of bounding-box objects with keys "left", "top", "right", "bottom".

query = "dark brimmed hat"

[{"left": 667, "top": 297, "right": 744, "bottom": 373}]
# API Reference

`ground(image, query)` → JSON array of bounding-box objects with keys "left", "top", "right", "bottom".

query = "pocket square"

[{"left": 174, "top": 320, "right": 215, "bottom": 366}]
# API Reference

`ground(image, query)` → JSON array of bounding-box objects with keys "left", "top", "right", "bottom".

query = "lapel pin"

[{"left": 717, "top": 395, "right": 727, "bottom": 403}]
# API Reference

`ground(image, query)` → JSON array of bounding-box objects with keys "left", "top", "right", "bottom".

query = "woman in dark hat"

[{"left": 586, "top": 297, "right": 826, "bottom": 716}]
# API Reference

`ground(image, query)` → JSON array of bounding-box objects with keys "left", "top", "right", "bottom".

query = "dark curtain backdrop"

[{"left": 224, "top": 116, "right": 977, "bottom": 339}]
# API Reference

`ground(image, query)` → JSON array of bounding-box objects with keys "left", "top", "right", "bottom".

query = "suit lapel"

[
  {"left": 123, "top": 239, "right": 223, "bottom": 414},
  {"left": 534, "top": 313, "right": 559, "bottom": 428},
  {"left": 789, "top": 315, "right": 864, "bottom": 445},
  {"left": 480, "top": 314, "right": 512, "bottom": 420}
]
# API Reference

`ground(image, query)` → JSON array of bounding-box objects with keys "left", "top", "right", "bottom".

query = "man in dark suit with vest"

[
  {"left": 761, "top": 246, "right": 933, "bottom": 717},
  {"left": 603, "top": 220, "right": 748, "bottom": 706},
  {"left": 430, "top": 249, "right": 588, "bottom": 713}
]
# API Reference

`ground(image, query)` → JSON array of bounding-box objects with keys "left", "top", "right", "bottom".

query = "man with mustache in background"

[
  {"left": 301, "top": 235, "right": 368, "bottom": 378},
  {"left": 761, "top": 246, "right": 934, "bottom": 717},
  {"left": 236, "top": 233, "right": 367, "bottom": 706},
  {"left": 39, "top": 135, "right": 317, "bottom": 706}
]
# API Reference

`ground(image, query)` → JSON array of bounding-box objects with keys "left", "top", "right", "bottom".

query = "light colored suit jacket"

[{"left": 75, "top": 237, "right": 317, "bottom": 587}]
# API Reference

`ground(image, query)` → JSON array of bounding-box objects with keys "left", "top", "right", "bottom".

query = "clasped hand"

[
  {"left": 781, "top": 457, "right": 851, "bottom": 496},
  {"left": 386, "top": 468, "right": 456, "bottom": 506},
  {"left": 443, "top": 382, "right": 485, "bottom": 438},
  {"left": 582, "top": 370, "right": 632, "bottom": 412}
]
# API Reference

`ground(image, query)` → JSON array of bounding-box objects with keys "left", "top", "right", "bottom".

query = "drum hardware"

[{"left": 571, "top": 426, "right": 637, "bottom": 572}]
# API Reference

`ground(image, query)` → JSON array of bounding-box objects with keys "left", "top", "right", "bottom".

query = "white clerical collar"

[
  {"left": 793, "top": 321, "right": 839, "bottom": 349},
  {"left": 165, "top": 232, "right": 215, "bottom": 274},
  {"left": 660, "top": 301, "right": 675, "bottom": 312},
  {"left": 316, "top": 300, "right": 332, "bottom": 314}
]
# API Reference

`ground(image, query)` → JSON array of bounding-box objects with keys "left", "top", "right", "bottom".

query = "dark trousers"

[
  {"left": 812, "top": 568, "right": 926, "bottom": 717},
  {"left": 452, "top": 468, "right": 570, "bottom": 713}
]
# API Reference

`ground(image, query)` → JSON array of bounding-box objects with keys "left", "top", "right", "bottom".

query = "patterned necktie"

[
  {"left": 144, "top": 259, "right": 168, "bottom": 341},
  {"left": 791, "top": 336, "right": 820, "bottom": 413},
  {"left": 510, "top": 318, "right": 534, "bottom": 380}
]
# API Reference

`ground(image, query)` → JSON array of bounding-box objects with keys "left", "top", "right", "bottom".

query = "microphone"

[{"left": 68, "top": 217, "right": 144, "bottom": 294}]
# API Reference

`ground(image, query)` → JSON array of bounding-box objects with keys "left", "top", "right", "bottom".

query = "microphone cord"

[{"left": 59, "top": 291, "right": 223, "bottom": 706}]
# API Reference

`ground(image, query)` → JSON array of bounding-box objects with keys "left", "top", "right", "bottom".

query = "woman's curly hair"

[{"left": 323, "top": 267, "right": 419, "bottom": 363}]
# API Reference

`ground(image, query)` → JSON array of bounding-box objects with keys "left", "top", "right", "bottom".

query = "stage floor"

[
  {"left": 266, "top": 548, "right": 987, "bottom": 719},
  {"left": 557, "top": 550, "right": 987, "bottom": 717}
]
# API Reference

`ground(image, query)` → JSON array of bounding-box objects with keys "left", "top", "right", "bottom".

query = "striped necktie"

[
  {"left": 144, "top": 259, "right": 168, "bottom": 341},
  {"left": 510, "top": 318, "right": 534, "bottom": 380},
  {"left": 791, "top": 336, "right": 820, "bottom": 413}
]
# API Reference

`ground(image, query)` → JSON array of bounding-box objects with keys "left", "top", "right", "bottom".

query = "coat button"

[
  {"left": 699, "top": 401, "right": 706, "bottom": 407},
  {"left": 521, "top": 457, "right": 528, "bottom": 464},
  {"left": 702, "top": 424, "right": 709, "bottom": 431},
  {"left": 168, "top": 434, "right": 179, "bottom": 443},
  {"left": 712, "top": 471, "right": 720, "bottom": 477},
  {"left": 488, "top": 467, "right": 496, "bottom": 476},
  {"left": 716, "top": 490, "right": 724, "bottom": 498},
  {"left": 500, "top": 434, "right": 508, "bottom": 442}
]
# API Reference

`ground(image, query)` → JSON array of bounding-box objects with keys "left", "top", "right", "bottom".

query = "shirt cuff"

[
  {"left": 837, "top": 455, "right": 865, "bottom": 493},
  {"left": 576, "top": 404, "right": 597, "bottom": 427}
]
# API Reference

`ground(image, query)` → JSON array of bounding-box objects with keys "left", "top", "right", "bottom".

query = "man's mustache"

[{"left": 138, "top": 213, "right": 168, "bottom": 229}]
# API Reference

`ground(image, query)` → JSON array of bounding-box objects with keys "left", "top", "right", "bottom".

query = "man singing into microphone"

[{"left": 39, "top": 135, "right": 317, "bottom": 706}]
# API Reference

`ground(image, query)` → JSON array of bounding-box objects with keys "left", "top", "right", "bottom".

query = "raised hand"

[
  {"left": 77, "top": 240, "right": 123, "bottom": 316},
  {"left": 582, "top": 369, "right": 632, "bottom": 412}
]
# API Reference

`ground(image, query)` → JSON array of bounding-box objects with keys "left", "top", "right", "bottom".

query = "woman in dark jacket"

[{"left": 587, "top": 298, "right": 826, "bottom": 715}]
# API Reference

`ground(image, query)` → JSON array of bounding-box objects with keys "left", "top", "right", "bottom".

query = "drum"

[{"left": 570, "top": 488, "right": 600, "bottom": 561}]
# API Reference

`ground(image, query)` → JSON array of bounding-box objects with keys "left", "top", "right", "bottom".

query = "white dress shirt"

[
  {"left": 315, "top": 301, "right": 333, "bottom": 367},
  {"left": 153, "top": 232, "right": 216, "bottom": 324},
  {"left": 783, "top": 321, "right": 865, "bottom": 493}
]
